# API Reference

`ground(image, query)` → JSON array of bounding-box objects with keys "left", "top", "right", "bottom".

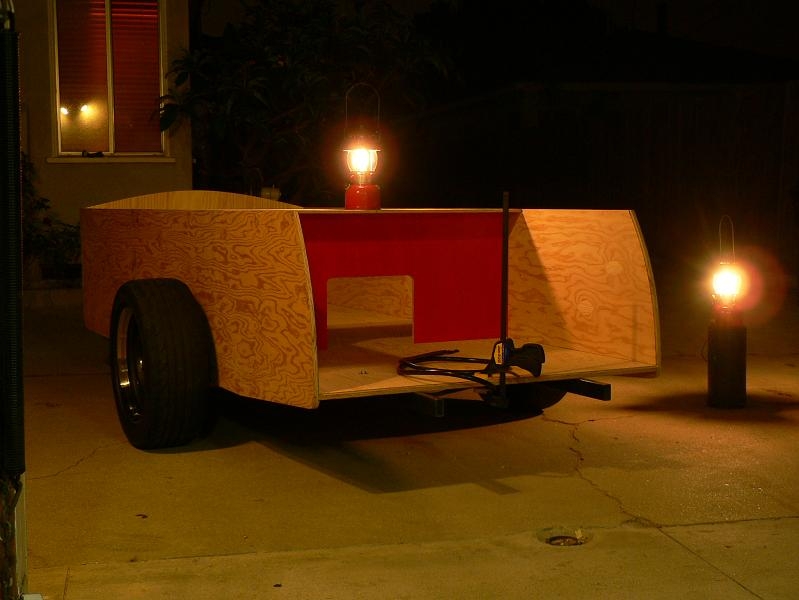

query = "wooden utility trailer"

[{"left": 81, "top": 191, "right": 659, "bottom": 448}]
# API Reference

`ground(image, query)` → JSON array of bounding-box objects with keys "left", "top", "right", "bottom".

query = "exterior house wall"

[{"left": 16, "top": 0, "right": 192, "bottom": 224}]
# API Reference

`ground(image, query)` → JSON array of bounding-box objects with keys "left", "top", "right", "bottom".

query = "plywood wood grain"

[
  {"left": 94, "top": 190, "right": 299, "bottom": 210},
  {"left": 82, "top": 194, "right": 318, "bottom": 408},
  {"left": 327, "top": 276, "right": 413, "bottom": 321},
  {"left": 507, "top": 209, "right": 659, "bottom": 366}
]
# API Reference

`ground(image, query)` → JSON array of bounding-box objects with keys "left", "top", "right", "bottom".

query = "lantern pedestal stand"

[
  {"left": 707, "top": 312, "right": 747, "bottom": 408},
  {"left": 706, "top": 232, "right": 747, "bottom": 409}
]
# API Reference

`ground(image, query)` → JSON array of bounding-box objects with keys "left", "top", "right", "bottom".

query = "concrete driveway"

[{"left": 21, "top": 267, "right": 799, "bottom": 599}]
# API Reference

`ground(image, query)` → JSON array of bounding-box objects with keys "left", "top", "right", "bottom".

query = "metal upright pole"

[{"left": 498, "top": 191, "right": 510, "bottom": 404}]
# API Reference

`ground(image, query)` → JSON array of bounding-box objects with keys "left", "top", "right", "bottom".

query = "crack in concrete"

[
  {"left": 29, "top": 443, "right": 118, "bottom": 480},
  {"left": 541, "top": 414, "right": 772, "bottom": 597},
  {"left": 542, "top": 414, "right": 657, "bottom": 528}
]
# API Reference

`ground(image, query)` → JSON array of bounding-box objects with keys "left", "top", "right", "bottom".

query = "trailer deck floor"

[{"left": 318, "top": 305, "right": 656, "bottom": 399}]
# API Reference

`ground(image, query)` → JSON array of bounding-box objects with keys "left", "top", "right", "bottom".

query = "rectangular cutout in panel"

[
  {"left": 326, "top": 275, "right": 414, "bottom": 344},
  {"left": 319, "top": 275, "right": 416, "bottom": 397}
]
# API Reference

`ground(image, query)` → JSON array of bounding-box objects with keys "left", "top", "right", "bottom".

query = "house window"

[{"left": 54, "top": 0, "right": 162, "bottom": 155}]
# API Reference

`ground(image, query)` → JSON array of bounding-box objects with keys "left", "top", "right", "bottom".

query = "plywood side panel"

[
  {"left": 81, "top": 208, "right": 138, "bottom": 336},
  {"left": 81, "top": 207, "right": 319, "bottom": 408},
  {"left": 92, "top": 190, "right": 299, "bottom": 210},
  {"left": 508, "top": 209, "right": 659, "bottom": 366}
]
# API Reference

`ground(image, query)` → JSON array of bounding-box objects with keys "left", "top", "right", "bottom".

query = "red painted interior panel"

[{"left": 299, "top": 211, "right": 504, "bottom": 349}]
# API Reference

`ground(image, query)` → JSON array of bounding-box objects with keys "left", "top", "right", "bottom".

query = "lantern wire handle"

[
  {"left": 718, "top": 214, "right": 735, "bottom": 263},
  {"left": 345, "top": 82, "right": 380, "bottom": 136}
]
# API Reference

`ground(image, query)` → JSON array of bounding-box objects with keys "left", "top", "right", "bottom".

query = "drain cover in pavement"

[
  {"left": 546, "top": 534, "right": 585, "bottom": 546},
  {"left": 538, "top": 527, "right": 590, "bottom": 546}
]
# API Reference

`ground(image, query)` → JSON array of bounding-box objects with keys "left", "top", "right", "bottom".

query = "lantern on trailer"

[
  {"left": 707, "top": 217, "right": 746, "bottom": 408},
  {"left": 343, "top": 83, "right": 381, "bottom": 210},
  {"left": 343, "top": 134, "right": 381, "bottom": 209}
]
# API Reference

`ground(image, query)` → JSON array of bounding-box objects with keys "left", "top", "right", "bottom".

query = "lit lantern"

[
  {"left": 344, "top": 134, "right": 381, "bottom": 210},
  {"left": 707, "top": 218, "right": 746, "bottom": 408},
  {"left": 343, "top": 82, "right": 381, "bottom": 210},
  {"left": 711, "top": 262, "right": 743, "bottom": 314}
]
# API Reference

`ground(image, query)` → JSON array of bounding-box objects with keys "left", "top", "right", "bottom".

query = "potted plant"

[{"left": 22, "top": 152, "right": 81, "bottom": 286}]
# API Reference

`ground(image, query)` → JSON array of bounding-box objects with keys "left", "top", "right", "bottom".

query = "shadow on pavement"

[
  {"left": 623, "top": 390, "right": 797, "bottom": 423},
  {"left": 181, "top": 391, "right": 572, "bottom": 493}
]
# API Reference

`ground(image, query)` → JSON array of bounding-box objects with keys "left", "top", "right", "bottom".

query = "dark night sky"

[
  {"left": 391, "top": 0, "right": 799, "bottom": 62},
  {"left": 589, "top": 0, "right": 799, "bottom": 61},
  {"left": 201, "top": 1, "right": 799, "bottom": 63},
  {"left": 198, "top": 1, "right": 799, "bottom": 87}
]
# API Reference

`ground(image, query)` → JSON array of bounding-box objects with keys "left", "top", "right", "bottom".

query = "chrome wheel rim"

[{"left": 115, "top": 307, "right": 145, "bottom": 421}]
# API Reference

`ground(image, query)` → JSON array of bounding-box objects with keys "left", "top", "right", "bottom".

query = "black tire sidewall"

[{"left": 110, "top": 278, "right": 216, "bottom": 449}]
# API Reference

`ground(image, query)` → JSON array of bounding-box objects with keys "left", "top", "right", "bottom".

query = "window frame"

[{"left": 49, "top": 0, "right": 169, "bottom": 160}]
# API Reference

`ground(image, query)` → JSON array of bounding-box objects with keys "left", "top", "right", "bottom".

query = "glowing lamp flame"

[
  {"left": 346, "top": 147, "right": 379, "bottom": 175},
  {"left": 712, "top": 264, "right": 743, "bottom": 308}
]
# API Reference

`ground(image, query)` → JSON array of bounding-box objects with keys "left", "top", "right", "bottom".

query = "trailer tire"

[{"left": 110, "top": 278, "right": 217, "bottom": 449}]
